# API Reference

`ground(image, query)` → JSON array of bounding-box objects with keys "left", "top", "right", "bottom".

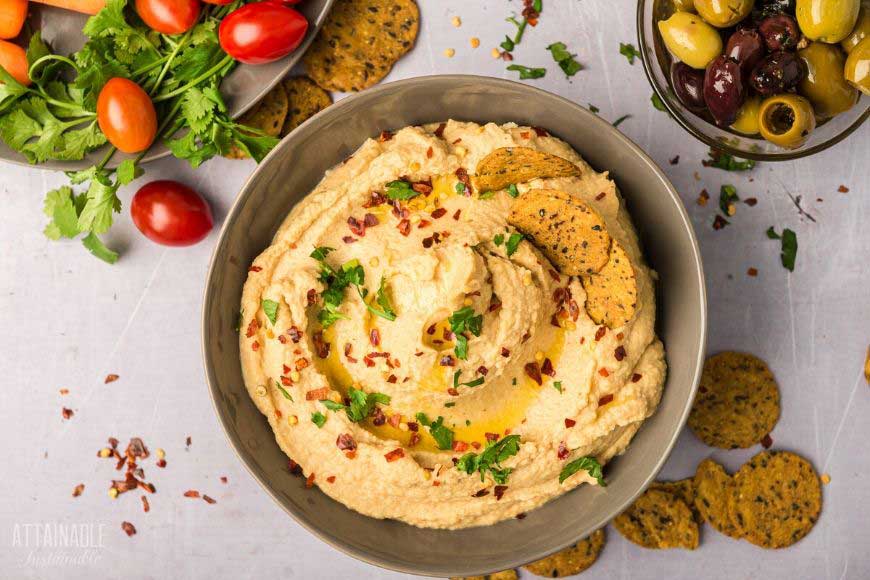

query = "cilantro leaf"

[
  {"left": 0, "top": 61, "right": 29, "bottom": 111},
  {"left": 456, "top": 435, "right": 521, "bottom": 484},
  {"left": 372, "top": 277, "right": 397, "bottom": 321},
  {"left": 719, "top": 184, "right": 739, "bottom": 215},
  {"left": 651, "top": 92, "right": 667, "bottom": 112},
  {"left": 454, "top": 334, "right": 469, "bottom": 360},
  {"left": 311, "top": 411, "right": 326, "bottom": 428},
  {"left": 619, "top": 42, "right": 642, "bottom": 65},
  {"left": 385, "top": 180, "right": 418, "bottom": 200},
  {"left": 547, "top": 42, "right": 582, "bottom": 77},
  {"left": 453, "top": 370, "right": 484, "bottom": 388},
  {"left": 275, "top": 382, "right": 293, "bottom": 402},
  {"left": 82, "top": 233, "right": 119, "bottom": 264},
  {"left": 766, "top": 226, "right": 781, "bottom": 240},
  {"left": 262, "top": 299, "right": 279, "bottom": 325},
  {"left": 321, "top": 399, "right": 346, "bottom": 412},
  {"left": 703, "top": 148, "right": 756, "bottom": 171},
  {"left": 553, "top": 380, "right": 563, "bottom": 393},
  {"left": 507, "top": 64, "right": 547, "bottom": 80},
  {"left": 500, "top": 36, "right": 515, "bottom": 52},
  {"left": 505, "top": 232, "right": 524, "bottom": 257},
  {"left": 613, "top": 114, "right": 632, "bottom": 128},
  {"left": 77, "top": 170, "right": 121, "bottom": 235},
  {"left": 507, "top": 184, "right": 519, "bottom": 198},
  {"left": 493, "top": 233, "right": 505, "bottom": 246},
  {"left": 449, "top": 306, "right": 483, "bottom": 336},
  {"left": 559, "top": 455, "right": 605, "bottom": 486},
  {"left": 43, "top": 186, "right": 82, "bottom": 240},
  {"left": 415, "top": 413, "right": 455, "bottom": 450},
  {"left": 768, "top": 227, "right": 798, "bottom": 271},
  {"left": 345, "top": 387, "right": 390, "bottom": 422}
]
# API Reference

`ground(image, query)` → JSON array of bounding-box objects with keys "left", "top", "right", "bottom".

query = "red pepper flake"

[
  {"left": 747, "top": 267, "right": 758, "bottom": 277},
  {"left": 452, "top": 441, "right": 469, "bottom": 452},
  {"left": 524, "top": 362, "right": 543, "bottom": 385},
  {"left": 184, "top": 490, "right": 201, "bottom": 498},
  {"left": 378, "top": 130, "right": 393, "bottom": 142},
  {"left": 141, "top": 496, "right": 150, "bottom": 512},
  {"left": 336, "top": 433, "right": 357, "bottom": 451},
  {"left": 345, "top": 450, "right": 357, "bottom": 460},
  {"left": 541, "top": 358, "right": 555, "bottom": 377},
  {"left": 614, "top": 346, "right": 627, "bottom": 361},
  {"left": 384, "top": 448, "right": 405, "bottom": 462},
  {"left": 440, "top": 355, "right": 456, "bottom": 367},
  {"left": 295, "top": 357, "right": 311, "bottom": 371},
  {"left": 516, "top": 512, "right": 527, "bottom": 520},
  {"left": 363, "top": 192, "right": 388, "bottom": 208},
  {"left": 369, "top": 328, "right": 381, "bottom": 347},
  {"left": 397, "top": 219, "right": 411, "bottom": 236},
  {"left": 477, "top": 365, "right": 489, "bottom": 376},
  {"left": 156, "top": 459, "right": 166, "bottom": 468},
  {"left": 669, "top": 155, "right": 680, "bottom": 165},
  {"left": 347, "top": 216, "right": 366, "bottom": 237},
  {"left": 447, "top": 387, "right": 459, "bottom": 396},
  {"left": 434, "top": 123, "right": 446, "bottom": 138},
  {"left": 121, "top": 522, "right": 136, "bottom": 537},
  {"left": 616, "top": 332, "right": 624, "bottom": 340},
  {"left": 744, "top": 197, "right": 758, "bottom": 206},
  {"left": 521, "top": 331, "right": 531, "bottom": 343},
  {"left": 455, "top": 167, "right": 473, "bottom": 195},
  {"left": 305, "top": 387, "right": 330, "bottom": 401},
  {"left": 471, "top": 488, "right": 489, "bottom": 498},
  {"left": 220, "top": 477, "right": 228, "bottom": 484},
  {"left": 564, "top": 418, "right": 577, "bottom": 428},
  {"left": 408, "top": 432, "right": 421, "bottom": 447},
  {"left": 326, "top": 475, "right": 336, "bottom": 484},
  {"left": 485, "top": 432, "right": 500, "bottom": 442},
  {"left": 59, "top": 388, "right": 69, "bottom": 395},
  {"left": 557, "top": 441, "right": 569, "bottom": 460},
  {"left": 598, "top": 394, "right": 614, "bottom": 406},
  {"left": 452, "top": 138, "right": 462, "bottom": 145},
  {"left": 202, "top": 495, "right": 217, "bottom": 505},
  {"left": 594, "top": 326, "right": 607, "bottom": 341},
  {"left": 386, "top": 374, "right": 398, "bottom": 384},
  {"left": 288, "top": 459, "right": 303, "bottom": 476},
  {"left": 306, "top": 289, "right": 317, "bottom": 306},
  {"left": 104, "top": 374, "right": 120, "bottom": 384},
  {"left": 761, "top": 433, "right": 773, "bottom": 448},
  {"left": 245, "top": 318, "right": 259, "bottom": 338},
  {"left": 426, "top": 146, "right": 434, "bottom": 159},
  {"left": 418, "top": 219, "right": 431, "bottom": 229},
  {"left": 72, "top": 483, "right": 85, "bottom": 497},
  {"left": 520, "top": 131, "right": 530, "bottom": 139},
  {"left": 598, "top": 368, "right": 610, "bottom": 378},
  {"left": 595, "top": 192, "right": 606, "bottom": 201},
  {"left": 251, "top": 341, "right": 260, "bottom": 351},
  {"left": 62, "top": 407, "right": 74, "bottom": 420},
  {"left": 412, "top": 181, "right": 433, "bottom": 194},
  {"left": 532, "top": 126, "right": 549, "bottom": 137},
  {"left": 501, "top": 347, "right": 510, "bottom": 357},
  {"left": 277, "top": 335, "right": 288, "bottom": 344},
  {"left": 838, "top": 185, "right": 849, "bottom": 193},
  {"left": 342, "top": 236, "right": 357, "bottom": 244},
  {"left": 452, "top": 209, "right": 462, "bottom": 220},
  {"left": 712, "top": 215, "right": 729, "bottom": 230},
  {"left": 305, "top": 473, "right": 316, "bottom": 488},
  {"left": 631, "top": 373, "right": 643, "bottom": 383},
  {"left": 548, "top": 269, "right": 560, "bottom": 282},
  {"left": 580, "top": 336, "right": 586, "bottom": 345},
  {"left": 494, "top": 485, "right": 508, "bottom": 500},
  {"left": 431, "top": 207, "right": 447, "bottom": 219},
  {"left": 248, "top": 266, "right": 262, "bottom": 273},
  {"left": 363, "top": 356, "right": 375, "bottom": 368}
]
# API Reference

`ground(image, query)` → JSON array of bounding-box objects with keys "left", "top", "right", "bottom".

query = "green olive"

[
  {"left": 694, "top": 0, "right": 754, "bottom": 28},
  {"left": 797, "top": 0, "right": 860, "bottom": 44},
  {"left": 798, "top": 42, "right": 859, "bottom": 118},
  {"left": 842, "top": 0, "right": 870, "bottom": 53},
  {"left": 657, "top": 12, "right": 723, "bottom": 69},
  {"left": 758, "top": 94, "right": 817, "bottom": 148},
  {"left": 731, "top": 96, "right": 762, "bottom": 134},
  {"left": 844, "top": 37, "right": 870, "bottom": 94},
  {"left": 672, "top": 0, "right": 697, "bottom": 11}
]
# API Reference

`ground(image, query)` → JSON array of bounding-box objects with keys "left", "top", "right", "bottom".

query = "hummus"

[{"left": 240, "top": 120, "right": 666, "bottom": 529}]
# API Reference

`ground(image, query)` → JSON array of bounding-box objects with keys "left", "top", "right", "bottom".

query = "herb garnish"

[
  {"left": 505, "top": 232, "right": 524, "bottom": 257},
  {"left": 559, "top": 455, "right": 605, "bottom": 485},
  {"left": 262, "top": 299, "right": 279, "bottom": 325},
  {"left": 588, "top": 104, "right": 600, "bottom": 114},
  {"left": 766, "top": 227, "right": 798, "bottom": 271},
  {"left": 613, "top": 114, "right": 632, "bottom": 128},
  {"left": 310, "top": 247, "right": 397, "bottom": 326},
  {"left": 619, "top": 42, "right": 642, "bottom": 64},
  {"left": 493, "top": 233, "right": 505, "bottom": 246},
  {"left": 553, "top": 380, "right": 563, "bottom": 393},
  {"left": 501, "top": 0, "right": 542, "bottom": 52},
  {"left": 546, "top": 42, "right": 582, "bottom": 77},
  {"left": 311, "top": 411, "right": 326, "bottom": 428},
  {"left": 385, "top": 180, "right": 419, "bottom": 200},
  {"left": 507, "top": 64, "right": 547, "bottom": 80},
  {"left": 448, "top": 306, "right": 483, "bottom": 360},
  {"left": 415, "top": 412, "right": 455, "bottom": 450},
  {"left": 456, "top": 434, "right": 522, "bottom": 484},
  {"left": 507, "top": 183, "right": 520, "bottom": 198},
  {"left": 321, "top": 387, "right": 390, "bottom": 423},
  {"left": 651, "top": 93, "right": 667, "bottom": 112},
  {"left": 453, "top": 370, "right": 485, "bottom": 388},
  {"left": 703, "top": 148, "right": 756, "bottom": 171},
  {"left": 275, "top": 381, "right": 293, "bottom": 402},
  {"left": 719, "top": 185, "right": 739, "bottom": 215}
]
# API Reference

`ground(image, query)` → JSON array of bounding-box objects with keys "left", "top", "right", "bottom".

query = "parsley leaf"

[
  {"left": 493, "top": 233, "right": 505, "bottom": 246},
  {"left": 385, "top": 180, "right": 418, "bottom": 200},
  {"left": 453, "top": 370, "right": 485, "bottom": 388},
  {"left": 370, "top": 277, "right": 397, "bottom": 321},
  {"left": 310, "top": 250, "right": 396, "bottom": 325},
  {"left": 507, "top": 64, "right": 547, "bottom": 80},
  {"left": 82, "top": 232, "right": 119, "bottom": 264},
  {"left": 619, "top": 42, "right": 642, "bottom": 65},
  {"left": 767, "top": 227, "right": 798, "bottom": 271},
  {"left": 547, "top": 42, "right": 582, "bottom": 77},
  {"left": 651, "top": 92, "right": 667, "bottom": 112},
  {"left": 507, "top": 184, "right": 520, "bottom": 198},
  {"left": 321, "top": 387, "right": 390, "bottom": 423},
  {"left": 275, "top": 382, "right": 293, "bottom": 402},
  {"left": 703, "top": 148, "right": 756, "bottom": 171},
  {"left": 766, "top": 226, "right": 781, "bottom": 240},
  {"left": 415, "top": 412, "right": 455, "bottom": 450},
  {"left": 449, "top": 306, "right": 483, "bottom": 361},
  {"left": 559, "top": 455, "right": 605, "bottom": 485},
  {"left": 456, "top": 434, "right": 521, "bottom": 484},
  {"left": 719, "top": 185, "right": 739, "bottom": 215},
  {"left": 262, "top": 299, "right": 279, "bottom": 325},
  {"left": 311, "top": 411, "right": 326, "bottom": 428},
  {"left": 505, "top": 232, "right": 524, "bottom": 257},
  {"left": 553, "top": 380, "right": 563, "bottom": 393},
  {"left": 613, "top": 114, "right": 632, "bottom": 128},
  {"left": 588, "top": 103, "right": 600, "bottom": 113}
]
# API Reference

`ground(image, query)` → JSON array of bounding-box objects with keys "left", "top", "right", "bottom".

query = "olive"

[
  {"left": 797, "top": 42, "right": 859, "bottom": 117},
  {"left": 759, "top": 14, "right": 802, "bottom": 50},
  {"left": 841, "top": 0, "right": 870, "bottom": 53},
  {"left": 758, "top": 94, "right": 816, "bottom": 148},
  {"left": 731, "top": 95, "right": 763, "bottom": 133},
  {"left": 704, "top": 55, "right": 746, "bottom": 125},
  {"left": 754, "top": 0, "right": 795, "bottom": 16},
  {"left": 673, "top": 0, "right": 697, "bottom": 11},
  {"left": 671, "top": 61, "right": 708, "bottom": 110},
  {"left": 658, "top": 12, "right": 724, "bottom": 69},
  {"left": 695, "top": 0, "right": 755, "bottom": 27},
  {"left": 844, "top": 36, "right": 870, "bottom": 94},
  {"left": 749, "top": 51, "right": 805, "bottom": 94},
  {"left": 726, "top": 28, "right": 766, "bottom": 75},
  {"left": 796, "top": 0, "right": 860, "bottom": 44}
]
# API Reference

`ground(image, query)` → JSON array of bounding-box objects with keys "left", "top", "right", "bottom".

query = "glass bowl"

[{"left": 637, "top": 0, "right": 869, "bottom": 161}]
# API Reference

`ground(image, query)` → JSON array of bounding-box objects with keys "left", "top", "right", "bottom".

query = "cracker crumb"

[
  {"left": 747, "top": 267, "right": 758, "bottom": 277},
  {"left": 72, "top": 483, "right": 85, "bottom": 497},
  {"left": 864, "top": 346, "right": 870, "bottom": 384},
  {"left": 697, "top": 190, "right": 710, "bottom": 206},
  {"left": 451, "top": 16, "right": 461, "bottom": 28},
  {"left": 470, "top": 37, "right": 480, "bottom": 49},
  {"left": 820, "top": 473, "right": 831, "bottom": 485},
  {"left": 443, "top": 48, "right": 456, "bottom": 58},
  {"left": 105, "top": 374, "right": 119, "bottom": 384}
]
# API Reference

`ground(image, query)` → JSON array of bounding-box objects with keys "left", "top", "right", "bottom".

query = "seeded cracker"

[
  {"left": 732, "top": 451, "right": 821, "bottom": 549},
  {"left": 304, "top": 0, "right": 419, "bottom": 92},
  {"left": 651, "top": 478, "right": 700, "bottom": 522},
  {"left": 224, "top": 84, "right": 289, "bottom": 159},
  {"left": 580, "top": 239, "right": 638, "bottom": 328},
  {"left": 280, "top": 77, "right": 333, "bottom": 137},
  {"left": 693, "top": 459, "right": 743, "bottom": 538},
  {"left": 613, "top": 488, "right": 699, "bottom": 550},
  {"left": 508, "top": 189, "right": 611, "bottom": 275},
  {"left": 688, "top": 352, "right": 781, "bottom": 449},
  {"left": 474, "top": 147, "right": 581, "bottom": 193},
  {"left": 523, "top": 528, "right": 605, "bottom": 577},
  {"left": 452, "top": 571, "right": 518, "bottom": 580}
]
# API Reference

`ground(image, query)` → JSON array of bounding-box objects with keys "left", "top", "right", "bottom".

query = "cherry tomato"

[
  {"left": 96, "top": 78, "right": 157, "bottom": 154},
  {"left": 135, "top": 0, "right": 200, "bottom": 35},
  {"left": 202, "top": 0, "right": 233, "bottom": 4},
  {"left": 0, "top": 39, "right": 29, "bottom": 86},
  {"left": 0, "top": 0, "right": 27, "bottom": 40},
  {"left": 219, "top": 3, "right": 308, "bottom": 65},
  {"left": 264, "top": 0, "right": 302, "bottom": 4},
  {"left": 131, "top": 180, "right": 214, "bottom": 247}
]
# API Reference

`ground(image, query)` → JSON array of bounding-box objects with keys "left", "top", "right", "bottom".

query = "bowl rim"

[
  {"left": 201, "top": 74, "right": 708, "bottom": 576},
  {"left": 636, "top": 1, "right": 869, "bottom": 162}
]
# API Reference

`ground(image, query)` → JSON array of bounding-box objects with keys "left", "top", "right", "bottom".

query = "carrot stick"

[
  {"left": 0, "top": 38, "right": 29, "bottom": 85},
  {"left": 30, "top": 0, "right": 106, "bottom": 15}
]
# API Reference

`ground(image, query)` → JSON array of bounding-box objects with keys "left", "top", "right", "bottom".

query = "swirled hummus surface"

[{"left": 240, "top": 120, "right": 666, "bottom": 529}]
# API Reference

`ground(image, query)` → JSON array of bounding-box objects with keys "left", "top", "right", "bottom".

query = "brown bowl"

[{"left": 202, "top": 75, "right": 707, "bottom": 577}]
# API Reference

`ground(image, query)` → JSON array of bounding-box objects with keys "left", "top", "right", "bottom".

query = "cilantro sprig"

[
  {"left": 453, "top": 370, "right": 485, "bottom": 389},
  {"left": 547, "top": 42, "right": 582, "bottom": 77},
  {"left": 448, "top": 306, "right": 483, "bottom": 360},
  {"left": 559, "top": 455, "right": 605, "bottom": 486},
  {"left": 766, "top": 227, "right": 798, "bottom": 271},
  {"left": 310, "top": 247, "right": 397, "bottom": 327},
  {"left": 507, "top": 65, "right": 547, "bottom": 80},
  {"left": 321, "top": 387, "right": 390, "bottom": 423},
  {"left": 619, "top": 42, "right": 642, "bottom": 65},
  {"left": 703, "top": 148, "right": 756, "bottom": 171},
  {"left": 456, "top": 434, "right": 521, "bottom": 484},
  {"left": 415, "top": 412, "right": 455, "bottom": 450}
]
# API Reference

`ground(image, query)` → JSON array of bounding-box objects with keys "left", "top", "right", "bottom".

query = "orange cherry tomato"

[
  {"left": 96, "top": 78, "right": 158, "bottom": 154},
  {"left": 134, "top": 0, "right": 200, "bottom": 34},
  {"left": 0, "top": 39, "right": 29, "bottom": 85},
  {"left": 0, "top": 0, "right": 27, "bottom": 39}
]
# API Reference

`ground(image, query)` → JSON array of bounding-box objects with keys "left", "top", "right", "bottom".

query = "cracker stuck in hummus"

[
  {"left": 523, "top": 528, "right": 605, "bottom": 577},
  {"left": 239, "top": 120, "right": 665, "bottom": 529},
  {"left": 474, "top": 147, "right": 581, "bottom": 193},
  {"left": 580, "top": 240, "right": 638, "bottom": 329}
]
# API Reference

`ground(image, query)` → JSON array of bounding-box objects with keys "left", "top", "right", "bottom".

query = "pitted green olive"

[
  {"left": 673, "top": 0, "right": 697, "bottom": 11},
  {"left": 796, "top": 0, "right": 860, "bottom": 44},
  {"left": 694, "top": 0, "right": 754, "bottom": 27},
  {"left": 658, "top": 12, "right": 723, "bottom": 69},
  {"left": 731, "top": 96, "right": 762, "bottom": 134},
  {"left": 844, "top": 37, "right": 870, "bottom": 94},
  {"left": 798, "top": 42, "right": 859, "bottom": 117},
  {"left": 758, "top": 94, "right": 817, "bottom": 148},
  {"left": 842, "top": 0, "right": 870, "bottom": 53}
]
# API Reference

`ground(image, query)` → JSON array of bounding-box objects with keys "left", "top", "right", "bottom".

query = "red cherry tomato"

[
  {"left": 135, "top": 0, "right": 200, "bottom": 34},
  {"left": 202, "top": 0, "right": 232, "bottom": 4},
  {"left": 0, "top": 39, "right": 29, "bottom": 86},
  {"left": 131, "top": 180, "right": 214, "bottom": 247},
  {"left": 219, "top": 3, "right": 308, "bottom": 65},
  {"left": 96, "top": 78, "right": 157, "bottom": 154}
]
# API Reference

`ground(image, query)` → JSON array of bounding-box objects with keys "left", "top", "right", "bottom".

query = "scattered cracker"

[
  {"left": 613, "top": 488, "right": 699, "bottom": 550},
  {"left": 580, "top": 239, "right": 638, "bottom": 328},
  {"left": 509, "top": 189, "right": 611, "bottom": 275},
  {"left": 651, "top": 478, "right": 699, "bottom": 522},
  {"left": 524, "top": 528, "right": 605, "bottom": 577},
  {"left": 225, "top": 84, "right": 289, "bottom": 159},
  {"left": 688, "top": 352, "right": 781, "bottom": 449},
  {"left": 864, "top": 346, "right": 869, "bottom": 384},
  {"left": 820, "top": 473, "right": 831, "bottom": 485},
  {"left": 304, "top": 0, "right": 420, "bottom": 92},
  {"left": 732, "top": 451, "right": 822, "bottom": 549},
  {"left": 473, "top": 146, "right": 580, "bottom": 193},
  {"left": 452, "top": 571, "right": 517, "bottom": 580},
  {"left": 694, "top": 458, "right": 743, "bottom": 539},
  {"left": 280, "top": 77, "right": 333, "bottom": 137}
]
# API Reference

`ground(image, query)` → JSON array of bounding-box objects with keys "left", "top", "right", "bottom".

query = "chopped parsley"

[
  {"left": 262, "top": 299, "right": 279, "bottom": 325},
  {"left": 505, "top": 232, "right": 524, "bottom": 257},
  {"left": 547, "top": 42, "right": 582, "bottom": 77},
  {"left": 767, "top": 227, "right": 798, "bottom": 272},
  {"left": 385, "top": 180, "right": 419, "bottom": 200},
  {"left": 651, "top": 93, "right": 667, "bottom": 112},
  {"left": 507, "top": 64, "right": 547, "bottom": 80},
  {"left": 448, "top": 306, "right": 483, "bottom": 360},
  {"left": 703, "top": 148, "right": 756, "bottom": 171},
  {"left": 553, "top": 380, "right": 563, "bottom": 393},
  {"left": 310, "top": 247, "right": 396, "bottom": 326},
  {"left": 493, "top": 233, "right": 505, "bottom": 246},
  {"left": 619, "top": 42, "right": 642, "bottom": 65},
  {"left": 415, "top": 412, "right": 454, "bottom": 450},
  {"left": 456, "top": 434, "right": 521, "bottom": 484},
  {"left": 719, "top": 185, "right": 739, "bottom": 215},
  {"left": 501, "top": 0, "right": 541, "bottom": 52},
  {"left": 455, "top": 182, "right": 467, "bottom": 195},
  {"left": 613, "top": 114, "right": 632, "bottom": 128},
  {"left": 275, "top": 381, "right": 293, "bottom": 402},
  {"left": 588, "top": 104, "right": 600, "bottom": 114},
  {"left": 444, "top": 402, "right": 456, "bottom": 408},
  {"left": 453, "top": 370, "right": 485, "bottom": 388},
  {"left": 507, "top": 183, "right": 520, "bottom": 198},
  {"left": 321, "top": 387, "right": 390, "bottom": 423},
  {"left": 559, "top": 455, "right": 605, "bottom": 486},
  {"left": 479, "top": 190, "right": 496, "bottom": 200},
  {"left": 311, "top": 411, "right": 326, "bottom": 428}
]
